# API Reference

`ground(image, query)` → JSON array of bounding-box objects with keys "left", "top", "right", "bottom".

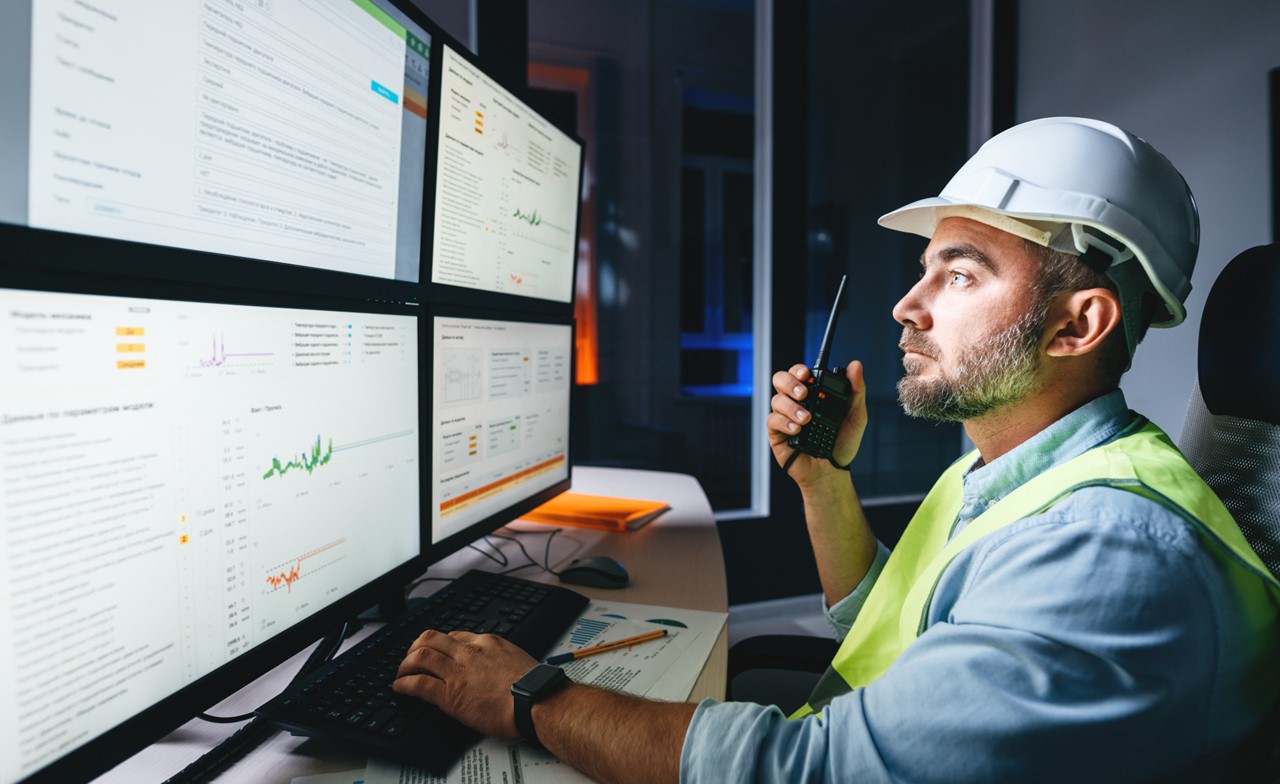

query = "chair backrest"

[
  {"left": 1178, "top": 243, "right": 1280, "bottom": 579},
  {"left": 1177, "top": 243, "right": 1280, "bottom": 781}
]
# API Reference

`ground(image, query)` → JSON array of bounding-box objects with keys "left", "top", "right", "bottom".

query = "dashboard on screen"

[
  {"left": 1, "top": 0, "right": 431, "bottom": 283},
  {"left": 429, "top": 44, "right": 583, "bottom": 304},
  {"left": 431, "top": 314, "right": 571, "bottom": 545},
  {"left": 0, "top": 286, "right": 420, "bottom": 784}
]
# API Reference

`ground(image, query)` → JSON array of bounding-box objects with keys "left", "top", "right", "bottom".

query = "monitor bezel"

[
  {"left": 424, "top": 304, "right": 575, "bottom": 568},
  {"left": 419, "top": 33, "right": 586, "bottom": 316},
  {"left": 0, "top": 265, "right": 428, "bottom": 784},
  {"left": 2, "top": 0, "right": 445, "bottom": 306}
]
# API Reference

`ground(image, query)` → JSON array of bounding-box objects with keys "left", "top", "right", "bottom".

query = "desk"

[{"left": 93, "top": 467, "right": 726, "bottom": 783}]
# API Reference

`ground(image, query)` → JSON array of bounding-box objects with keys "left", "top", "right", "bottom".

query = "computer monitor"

[
  {"left": 429, "top": 310, "right": 573, "bottom": 559},
  {"left": 0, "top": 2, "right": 584, "bottom": 780},
  {"left": 0, "top": 5, "right": 439, "bottom": 777},
  {"left": 0, "top": 0, "right": 432, "bottom": 289},
  {"left": 0, "top": 280, "right": 422, "bottom": 784},
  {"left": 427, "top": 42, "right": 585, "bottom": 305}
]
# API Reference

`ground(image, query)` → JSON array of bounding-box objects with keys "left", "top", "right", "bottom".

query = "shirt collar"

[{"left": 959, "top": 390, "right": 1136, "bottom": 517}]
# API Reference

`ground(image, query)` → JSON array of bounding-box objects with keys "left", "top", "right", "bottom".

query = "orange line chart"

[{"left": 264, "top": 538, "right": 347, "bottom": 594}]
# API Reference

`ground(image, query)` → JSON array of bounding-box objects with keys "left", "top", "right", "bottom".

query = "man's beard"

[{"left": 896, "top": 305, "right": 1046, "bottom": 422}]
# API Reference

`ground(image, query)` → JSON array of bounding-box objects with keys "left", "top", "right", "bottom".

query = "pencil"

[{"left": 545, "top": 629, "right": 668, "bottom": 665}]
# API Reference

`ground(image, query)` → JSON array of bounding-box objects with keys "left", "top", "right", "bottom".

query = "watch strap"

[
  {"left": 511, "top": 664, "right": 569, "bottom": 747},
  {"left": 512, "top": 688, "right": 541, "bottom": 747}
]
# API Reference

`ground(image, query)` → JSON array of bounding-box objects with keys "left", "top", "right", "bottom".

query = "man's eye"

[{"left": 948, "top": 271, "right": 971, "bottom": 286}]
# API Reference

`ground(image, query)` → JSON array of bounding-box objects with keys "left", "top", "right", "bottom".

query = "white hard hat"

[{"left": 878, "top": 117, "right": 1200, "bottom": 336}]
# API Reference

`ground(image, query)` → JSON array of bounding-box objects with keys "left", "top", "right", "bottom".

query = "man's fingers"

[
  {"left": 773, "top": 368, "right": 811, "bottom": 399},
  {"left": 392, "top": 672, "right": 443, "bottom": 702},
  {"left": 770, "top": 392, "right": 810, "bottom": 425},
  {"left": 768, "top": 410, "right": 803, "bottom": 438},
  {"left": 768, "top": 411, "right": 798, "bottom": 436},
  {"left": 398, "top": 640, "right": 455, "bottom": 679},
  {"left": 845, "top": 360, "right": 866, "bottom": 398},
  {"left": 405, "top": 628, "right": 461, "bottom": 657}
]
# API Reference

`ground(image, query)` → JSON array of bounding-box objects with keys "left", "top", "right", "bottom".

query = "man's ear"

[{"left": 1045, "top": 288, "right": 1122, "bottom": 358}]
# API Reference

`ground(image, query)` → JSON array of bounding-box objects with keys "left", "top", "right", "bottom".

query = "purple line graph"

[{"left": 199, "top": 334, "right": 274, "bottom": 368}]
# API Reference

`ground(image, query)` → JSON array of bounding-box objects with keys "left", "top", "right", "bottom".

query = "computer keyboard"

[{"left": 256, "top": 569, "right": 588, "bottom": 773}]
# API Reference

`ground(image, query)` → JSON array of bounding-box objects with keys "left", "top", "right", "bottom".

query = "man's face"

[{"left": 892, "top": 217, "right": 1048, "bottom": 422}]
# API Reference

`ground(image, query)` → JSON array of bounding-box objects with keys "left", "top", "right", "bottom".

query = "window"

[{"left": 680, "top": 100, "right": 755, "bottom": 398}]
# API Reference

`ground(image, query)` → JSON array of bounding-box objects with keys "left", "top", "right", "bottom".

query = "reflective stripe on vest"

[{"left": 791, "top": 420, "right": 1280, "bottom": 719}]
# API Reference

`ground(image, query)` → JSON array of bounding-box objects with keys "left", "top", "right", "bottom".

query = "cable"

[
  {"left": 541, "top": 527, "right": 564, "bottom": 575},
  {"left": 467, "top": 535, "right": 509, "bottom": 566},
  {"left": 196, "top": 622, "right": 351, "bottom": 724},
  {"left": 488, "top": 532, "right": 538, "bottom": 572},
  {"left": 162, "top": 717, "right": 276, "bottom": 784},
  {"left": 196, "top": 711, "right": 255, "bottom": 725},
  {"left": 171, "top": 622, "right": 352, "bottom": 782},
  {"left": 494, "top": 526, "right": 565, "bottom": 576}
]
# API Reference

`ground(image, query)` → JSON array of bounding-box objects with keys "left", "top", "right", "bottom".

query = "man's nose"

[{"left": 892, "top": 280, "right": 931, "bottom": 330}]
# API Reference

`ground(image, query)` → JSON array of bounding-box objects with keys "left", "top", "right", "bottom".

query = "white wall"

[{"left": 1018, "top": 0, "right": 1280, "bottom": 438}]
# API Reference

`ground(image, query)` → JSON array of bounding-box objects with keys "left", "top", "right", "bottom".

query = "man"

[{"left": 394, "top": 118, "right": 1280, "bottom": 782}]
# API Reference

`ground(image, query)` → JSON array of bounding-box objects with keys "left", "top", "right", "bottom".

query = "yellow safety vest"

[{"left": 792, "top": 420, "right": 1280, "bottom": 718}]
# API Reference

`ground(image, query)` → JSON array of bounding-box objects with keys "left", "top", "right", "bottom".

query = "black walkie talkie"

[{"left": 787, "top": 275, "right": 852, "bottom": 460}]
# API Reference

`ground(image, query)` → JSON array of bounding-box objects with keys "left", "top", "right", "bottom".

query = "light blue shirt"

[{"left": 682, "top": 391, "right": 1280, "bottom": 782}]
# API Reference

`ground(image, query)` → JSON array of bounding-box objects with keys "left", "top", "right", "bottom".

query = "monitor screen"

[
  {"left": 0, "top": 285, "right": 420, "bottom": 784},
  {"left": 1, "top": 0, "right": 431, "bottom": 283},
  {"left": 430, "top": 313, "right": 571, "bottom": 548},
  {"left": 429, "top": 44, "right": 583, "bottom": 303}
]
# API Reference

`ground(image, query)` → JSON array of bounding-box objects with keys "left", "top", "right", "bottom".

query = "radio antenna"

[{"left": 814, "top": 274, "right": 848, "bottom": 371}]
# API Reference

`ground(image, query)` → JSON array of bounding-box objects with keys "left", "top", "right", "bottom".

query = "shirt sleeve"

[
  {"left": 681, "top": 494, "right": 1242, "bottom": 783},
  {"left": 823, "top": 540, "right": 889, "bottom": 640}
]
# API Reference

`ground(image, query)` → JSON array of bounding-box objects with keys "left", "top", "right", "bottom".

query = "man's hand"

[
  {"left": 768, "top": 359, "right": 868, "bottom": 486},
  {"left": 393, "top": 630, "right": 536, "bottom": 739},
  {"left": 395, "top": 630, "right": 694, "bottom": 784}
]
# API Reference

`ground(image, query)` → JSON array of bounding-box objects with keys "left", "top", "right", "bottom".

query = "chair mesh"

[{"left": 1180, "top": 382, "right": 1280, "bottom": 580}]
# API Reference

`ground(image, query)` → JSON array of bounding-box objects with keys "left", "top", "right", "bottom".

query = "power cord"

[
  {"left": 168, "top": 622, "right": 353, "bottom": 783},
  {"left": 493, "top": 526, "right": 566, "bottom": 576},
  {"left": 195, "top": 621, "right": 351, "bottom": 725},
  {"left": 195, "top": 711, "right": 255, "bottom": 725},
  {"left": 467, "top": 535, "right": 510, "bottom": 566}
]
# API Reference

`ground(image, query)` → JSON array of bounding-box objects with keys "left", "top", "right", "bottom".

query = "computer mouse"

[{"left": 558, "top": 556, "right": 629, "bottom": 589}]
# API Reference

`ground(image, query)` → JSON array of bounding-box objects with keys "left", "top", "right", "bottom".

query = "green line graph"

[
  {"left": 260, "top": 430, "right": 414, "bottom": 480},
  {"left": 513, "top": 207, "right": 542, "bottom": 227},
  {"left": 262, "top": 435, "right": 334, "bottom": 479}
]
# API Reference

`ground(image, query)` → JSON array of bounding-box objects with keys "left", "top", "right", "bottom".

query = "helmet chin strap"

[
  {"left": 1070, "top": 224, "right": 1144, "bottom": 370},
  {"left": 1106, "top": 260, "right": 1150, "bottom": 373}
]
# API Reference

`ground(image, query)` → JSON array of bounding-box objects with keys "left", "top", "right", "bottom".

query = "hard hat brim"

[
  {"left": 877, "top": 196, "right": 958, "bottom": 239},
  {"left": 878, "top": 198, "right": 1187, "bottom": 328},
  {"left": 878, "top": 199, "right": 1064, "bottom": 248}
]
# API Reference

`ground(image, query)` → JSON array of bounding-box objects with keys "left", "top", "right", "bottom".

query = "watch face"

[{"left": 515, "top": 664, "right": 568, "bottom": 696}]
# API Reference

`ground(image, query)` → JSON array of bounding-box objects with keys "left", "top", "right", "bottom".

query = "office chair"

[
  {"left": 725, "top": 631, "right": 837, "bottom": 711},
  {"left": 1177, "top": 243, "right": 1280, "bottom": 781}
]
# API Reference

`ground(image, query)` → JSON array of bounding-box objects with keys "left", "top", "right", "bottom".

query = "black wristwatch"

[{"left": 511, "top": 663, "right": 570, "bottom": 747}]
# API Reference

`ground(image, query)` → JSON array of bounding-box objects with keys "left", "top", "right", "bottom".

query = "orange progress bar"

[{"left": 439, "top": 454, "right": 565, "bottom": 514}]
